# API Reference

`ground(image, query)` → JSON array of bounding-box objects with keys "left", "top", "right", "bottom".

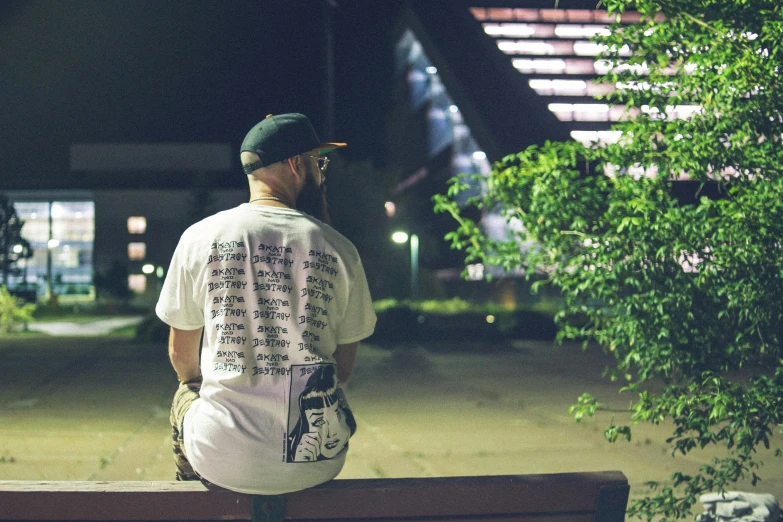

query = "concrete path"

[
  {"left": 0, "top": 336, "right": 780, "bottom": 518},
  {"left": 25, "top": 317, "right": 144, "bottom": 336}
]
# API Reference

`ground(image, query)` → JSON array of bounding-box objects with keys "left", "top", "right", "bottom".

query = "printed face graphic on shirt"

[
  {"left": 305, "top": 400, "right": 351, "bottom": 460},
  {"left": 287, "top": 364, "right": 355, "bottom": 462}
]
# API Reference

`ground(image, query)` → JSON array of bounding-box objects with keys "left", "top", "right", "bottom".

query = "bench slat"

[
  {"left": 285, "top": 472, "right": 628, "bottom": 519},
  {"left": 0, "top": 488, "right": 251, "bottom": 521},
  {"left": 0, "top": 472, "right": 629, "bottom": 522}
]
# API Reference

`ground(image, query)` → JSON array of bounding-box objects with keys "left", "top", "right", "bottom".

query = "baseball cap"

[{"left": 240, "top": 113, "right": 346, "bottom": 169}]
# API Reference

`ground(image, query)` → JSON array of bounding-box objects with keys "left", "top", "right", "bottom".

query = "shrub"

[
  {"left": 0, "top": 285, "right": 36, "bottom": 334},
  {"left": 134, "top": 313, "right": 170, "bottom": 342},
  {"left": 369, "top": 298, "right": 556, "bottom": 346}
]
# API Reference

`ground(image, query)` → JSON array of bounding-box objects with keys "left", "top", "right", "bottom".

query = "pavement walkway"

[
  {"left": 25, "top": 316, "right": 145, "bottom": 336},
  {"left": 0, "top": 336, "right": 780, "bottom": 517}
]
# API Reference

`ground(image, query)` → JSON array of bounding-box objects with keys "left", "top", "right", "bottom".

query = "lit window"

[
  {"left": 127, "top": 216, "right": 147, "bottom": 234},
  {"left": 570, "top": 131, "right": 622, "bottom": 145},
  {"left": 512, "top": 58, "right": 566, "bottom": 73},
  {"left": 554, "top": 24, "right": 610, "bottom": 38},
  {"left": 548, "top": 103, "right": 611, "bottom": 122},
  {"left": 128, "top": 274, "right": 147, "bottom": 294},
  {"left": 128, "top": 242, "right": 146, "bottom": 261},
  {"left": 529, "top": 79, "right": 588, "bottom": 95},
  {"left": 483, "top": 23, "right": 536, "bottom": 37},
  {"left": 467, "top": 264, "right": 485, "bottom": 281},
  {"left": 497, "top": 40, "right": 556, "bottom": 55}
]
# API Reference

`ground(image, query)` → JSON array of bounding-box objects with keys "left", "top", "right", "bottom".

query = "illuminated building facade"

[
  {"left": 5, "top": 145, "right": 244, "bottom": 303},
  {"left": 386, "top": 1, "right": 647, "bottom": 303}
]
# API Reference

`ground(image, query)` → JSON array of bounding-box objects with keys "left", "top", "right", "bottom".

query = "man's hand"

[
  {"left": 168, "top": 326, "right": 203, "bottom": 383},
  {"left": 293, "top": 432, "right": 322, "bottom": 462}
]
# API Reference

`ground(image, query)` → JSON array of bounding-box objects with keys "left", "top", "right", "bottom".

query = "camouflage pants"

[{"left": 169, "top": 379, "right": 203, "bottom": 482}]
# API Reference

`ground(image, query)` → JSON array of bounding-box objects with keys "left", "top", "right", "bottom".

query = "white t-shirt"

[{"left": 155, "top": 204, "right": 376, "bottom": 494}]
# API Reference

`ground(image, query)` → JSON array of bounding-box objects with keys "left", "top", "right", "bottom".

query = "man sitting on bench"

[{"left": 156, "top": 113, "right": 377, "bottom": 494}]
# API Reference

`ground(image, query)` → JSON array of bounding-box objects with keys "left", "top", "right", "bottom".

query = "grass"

[
  {"left": 31, "top": 302, "right": 153, "bottom": 322},
  {"left": 0, "top": 328, "right": 48, "bottom": 338},
  {"left": 104, "top": 324, "right": 139, "bottom": 338}
]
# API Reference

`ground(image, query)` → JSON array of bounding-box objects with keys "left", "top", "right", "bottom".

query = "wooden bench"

[{"left": 0, "top": 471, "right": 629, "bottom": 522}]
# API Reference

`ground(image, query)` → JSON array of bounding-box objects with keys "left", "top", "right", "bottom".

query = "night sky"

[{"left": 0, "top": 0, "right": 402, "bottom": 186}]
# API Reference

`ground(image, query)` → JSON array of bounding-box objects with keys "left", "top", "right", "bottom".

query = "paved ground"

[
  {"left": 25, "top": 316, "right": 145, "bottom": 336},
  {"left": 1, "top": 333, "right": 781, "bottom": 515}
]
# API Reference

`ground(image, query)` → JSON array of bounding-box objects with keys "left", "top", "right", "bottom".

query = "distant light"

[
  {"left": 47, "top": 239, "right": 60, "bottom": 249},
  {"left": 466, "top": 263, "right": 484, "bottom": 281},
  {"left": 529, "top": 79, "right": 587, "bottom": 93},
  {"left": 573, "top": 42, "right": 604, "bottom": 56},
  {"left": 554, "top": 25, "right": 610, "bottom": 38},
  {"left": 128, "top": 242, "right": 146, "bottom": 261},
  {"left": 449, "top": 105, "right": 459, "bottom": 113},
  {"left": 483, "top": 23, "right": 536, "bottom": 38},
  {"left": 156, "top": 266, "right": 165, "bottom": 279},
  {"left": 384, "top": 201, "right": 396, "bottom": 217},
  {"left": 127, "top": 216, "right": 147, "bottom": 234},
  {"left": 30, "top": 213, "right": 37, "bottom": 219},
  {"left": 472, "top": 151, "right": 487, "bottom": 160},
  {"left": 570, "top": 131, "right": 622, "bottom": 145},
  {"left": 497, "top": 40, "right": 555, "bottom": 55},
  {"left": 50, "top": 204, "right": 64, "bottom": 219},
  {"left": 12, "top": 244, "right": 23, "bottom": 254},
  {"left": 142, "top": 264, "right": 155, "bottom": 274},
  {"left": 62, "top": 245, "right": 70, "bottom": 251},
  {"left": 426, "top": 66, "right": 438, "bottom": 74},
  {"left": 76, "top": 212, "right": 83, "bottom": 218},
  {"left": 512, "top": 58, "right": 566, "bottom": 73},
  {"left": 549, "top": 103, "right": 609, "bottom": 113},
  {"left": 392, "top": 231, "right": 409, "bottom": 244},
  {"left": 549, "top": 103, "right": 573, "bottom": 112},
  {"left": 597, "top": 60, "right": 649, "bottom": 75},
  {"left": 486, "top": 315, "right": 496, "bottom": 324},
  {"left": 575, "top": 104, "right": 610, "bottom": 112}
]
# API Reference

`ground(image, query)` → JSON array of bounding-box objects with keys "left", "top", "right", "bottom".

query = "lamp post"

[{"left": 392, "top": 231, "right": 419, "bottom": 300}]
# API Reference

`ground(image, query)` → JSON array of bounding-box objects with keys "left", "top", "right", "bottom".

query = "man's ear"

[{"left": 288, "top": 155, "right": 305, "bottom": 183}]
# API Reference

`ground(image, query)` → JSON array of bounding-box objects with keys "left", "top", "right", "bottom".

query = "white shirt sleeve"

[
  {"left": 155, "top": 238, "right": 204, "bottom": 330},
  {"left": 336, "top": 259, "right": 376, "bottom": 345}
]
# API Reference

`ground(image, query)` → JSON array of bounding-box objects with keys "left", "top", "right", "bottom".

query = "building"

[
  {"left": 383, "top": 1, "right": 672, "bottom": 305},
  {"left": 5, "top": 143, "right": 245, "bottom": 304}
]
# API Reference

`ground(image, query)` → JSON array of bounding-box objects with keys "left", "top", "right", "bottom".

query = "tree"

[
  {"left": 187, "top": 172, "right": 218, "bottom": 225},
  {"left": 434, "top": 0, "right": 783, "bottom": 519},
  {"left": 326, "top": 155, "right": 403, "bottom": 299},
  {"left": 0, "top": 194, "right": 31, "bottom": 286},
  {"left": 94, "top": 260, "right": 133, "bottom": 303},
  {"left": 0, "top": 285, "right": 35, "bottom": 334}
]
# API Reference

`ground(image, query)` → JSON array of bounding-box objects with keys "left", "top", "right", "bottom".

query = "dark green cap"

[{"left": 240, "top": 113, "right": 346, "bottom": 169}]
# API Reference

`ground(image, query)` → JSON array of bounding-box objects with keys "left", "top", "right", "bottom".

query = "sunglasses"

[{"left": 308, "top": 155, "right": 330, "bottom": 173}]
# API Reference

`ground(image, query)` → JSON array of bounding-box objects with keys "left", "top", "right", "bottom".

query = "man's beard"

[{"left": 296, "top": 172, "right": 330, "bottom": 224}]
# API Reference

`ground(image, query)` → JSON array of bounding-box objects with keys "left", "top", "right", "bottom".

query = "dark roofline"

[
  {"left": 402, "top": 1, "right": 571, "bottom": 162},
  {"left": 460, "top": 0, "right": 606, "bottom": 8}
]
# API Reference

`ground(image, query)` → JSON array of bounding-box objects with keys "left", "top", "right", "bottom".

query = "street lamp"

[{"left": 392, "top": 231, "right": 419, "bottom": 300}]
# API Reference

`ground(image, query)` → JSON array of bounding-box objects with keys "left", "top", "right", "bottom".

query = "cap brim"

[{"left": 318, "top": 142, "right": 347, "bottom": 154}]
